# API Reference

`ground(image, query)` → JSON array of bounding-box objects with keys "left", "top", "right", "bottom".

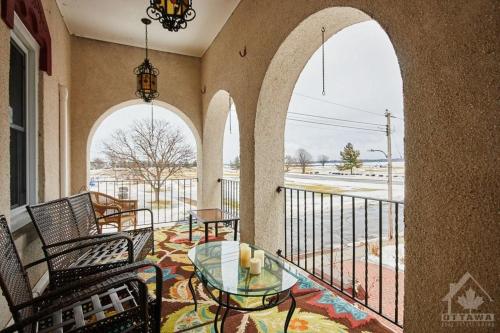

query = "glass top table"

[
  {"left": 187, "top": 241, "right": 299, "bottom": 332},
  {"left": 188, "top": 241, "right": 298, "bottom": 297}
]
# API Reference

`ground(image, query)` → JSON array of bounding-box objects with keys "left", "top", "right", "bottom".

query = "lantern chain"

[
  {"left": 321, "top": 26, "right": 326, "bottom": 96},
  {"left": 145, "top": 21, "right": 149, "bottom": 59}
]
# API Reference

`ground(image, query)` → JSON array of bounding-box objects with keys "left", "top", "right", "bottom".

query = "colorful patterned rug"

[{"left": 140, "top": 223, "right": 394, "bottom": 333}]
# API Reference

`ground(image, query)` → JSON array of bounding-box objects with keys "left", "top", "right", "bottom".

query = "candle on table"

[
  {"left": 254, "top": 250, "right": 265, "bottom": 266},
  {"left": 249, "top": 258, "right": 261, "bottom": 275},
  {"left": 240, "top": 244, "right": 251, "bottom": 268}
]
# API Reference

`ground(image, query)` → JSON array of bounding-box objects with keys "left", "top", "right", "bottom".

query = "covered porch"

[{"left": 0, "top": 0, "right": 497, "bottom": 332}]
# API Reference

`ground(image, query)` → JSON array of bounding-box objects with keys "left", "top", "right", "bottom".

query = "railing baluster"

[
  {"left": 340, "top": 195, "right": 344, "bottom": 291},
  {"left": 352, "top": 197, "right": 356, "bottom": 298},
  {"left": 144, "top": 181, "right": 147, "bottom": 225},
  {"left": 177, "top": 179, "right": 180, "bottom": 222},
  {"left": 304, "top": 190, "right": 307, "bottom": 271},
  {"left": 221, "top": 180, "right": 224, "bottom": 211},
  {"left": 284, "top": 187, "right": 287, "bottom": 259},
  {"left": 296, "top": 190, "right": 300, "bottom": 266},
  {"left": 321, "top": 193, "right": 324, "bottom": 280},
  {"left": 365, "top": 198, "right": 368, "bottom": 306},
  {"left": 330, "top": 194, "right": 333, "bottom": 286},
  {"left": 290, "top": 188, "right": 293, "bottom": 263},
  {"left": 395, "top": 203, "right": 399, "bottom": 324},
  {"left": 312, "top": 192, "right": 316, "bottom": 276},
  {"left": 164, "top": 179, "right": 167, "bottom": 225},
  {"left": 379, "top": 201, "right": 383, "bottom": 314}
]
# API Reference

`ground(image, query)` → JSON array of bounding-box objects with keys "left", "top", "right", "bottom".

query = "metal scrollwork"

[{"left": 146, "top": 0, "right": 196, "bottom": 32}]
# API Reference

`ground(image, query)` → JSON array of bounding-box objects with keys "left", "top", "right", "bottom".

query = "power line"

[
  {"left": 287, "top": 117, "right": 386, "bottom": 133},
  {"left": 288, "top": 112, "right": 385, "bottom": 127},
  {"left": 293, "top": 92, "right": 387, "bottom": 117}
]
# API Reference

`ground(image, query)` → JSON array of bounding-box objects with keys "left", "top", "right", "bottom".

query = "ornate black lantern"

[
  {"left": 146, "top": 0, "right": 196, "bottom": 32},
  {"left": 135, "top": 18, "right": 159, "bottom": 103}
]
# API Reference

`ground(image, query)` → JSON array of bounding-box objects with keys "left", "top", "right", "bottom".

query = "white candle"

[
  {"left": 240, "top": 245, "right": 251, "bottom": 268},
  {"left": 249, "top": 258, "right": 261, "bottom": 275},
  {"left": 254, "top": 250, "right": 265, "bottom": 266}
]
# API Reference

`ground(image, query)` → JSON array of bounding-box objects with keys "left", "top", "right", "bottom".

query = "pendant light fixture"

[
  {"left": 135, "top": 18, "right": 159, "bottom": 103},
  {"left": 146, "top": 0, "right": 196, "bottom": 32}
]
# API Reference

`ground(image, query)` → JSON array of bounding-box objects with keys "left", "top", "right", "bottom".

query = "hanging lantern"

[
  {"left": 135, "top": 18, "right": 159, "bottom": 103},
  {"left": 146, "top": 0, "right": 196, "bottom": 32}
]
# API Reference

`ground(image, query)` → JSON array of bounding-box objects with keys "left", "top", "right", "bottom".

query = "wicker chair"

[
  {"left": 0, "top": 215, "right": 162, "bottom": 333},
  {"left": 89, "top": 191, "right": 138, "bottom": 232},
  {"left": 27, "top": 194, "right": 154, "bottom": 289}
]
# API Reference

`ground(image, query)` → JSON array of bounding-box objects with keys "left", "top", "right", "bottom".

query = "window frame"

[{"left": 9, "top": 14, "right": 39, "bottom": 231}]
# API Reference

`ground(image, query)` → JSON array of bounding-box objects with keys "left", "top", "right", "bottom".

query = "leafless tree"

[
  {"left": 284, "top": 154, "right": 295, "bottom": 172},
  {"left": 318, "top": 154, "right": 329, "bottom": 167},
  {"left": 103, "top": 119, "right": 195, "bottom": 202},
  {"left": 295, "top": 149, "right": 312, "bottom": 174}
]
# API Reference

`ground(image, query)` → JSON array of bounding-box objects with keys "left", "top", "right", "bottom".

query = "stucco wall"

[
  {"left": 70, "top": 37, "right": 202, "bottom": 194},
  {"left": 0, "top": 0, "right": 72, "bottom": 327},
  {"left": 201, "top": 0, "right": 499, "bottom": 331}
]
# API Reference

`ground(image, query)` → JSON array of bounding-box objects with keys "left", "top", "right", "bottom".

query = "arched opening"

[
  {"left": 255, "top": 7, "right": 404, "bottom": 328},
  {"left": 87, "top": 99, "right": 201, "bottom": 228},
  {"left": 222, "top": 97, "right": 240, "bottom": 216},
  {"left": 202, "top": 90, "right": 240, "bottom": 211}
]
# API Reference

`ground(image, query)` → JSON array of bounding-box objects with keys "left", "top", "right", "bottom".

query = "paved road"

[{"left": 285, "top": 172, "right": 405, "bottom": 185}]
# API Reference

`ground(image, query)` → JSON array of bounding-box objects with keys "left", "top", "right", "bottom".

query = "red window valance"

[{"left": 1, "top": 0, "right": 52, "bottom": 75}]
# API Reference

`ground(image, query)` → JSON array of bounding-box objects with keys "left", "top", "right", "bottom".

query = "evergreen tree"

[
  {"left": 231, "top": 155, "right": 240, "bottom": 169},
  {"left": 336, "top": 143, "right": 362, "bottom": 175}
]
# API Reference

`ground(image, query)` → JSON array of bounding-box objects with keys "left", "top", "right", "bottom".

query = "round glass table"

[{"left": 187, "top": 241, "right": 299, "bottom": 333}]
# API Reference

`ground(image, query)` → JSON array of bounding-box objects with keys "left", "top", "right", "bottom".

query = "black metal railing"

[
  {"left": 218, "top": 178, "right": 240, "bottom": 217},
  {"left": 89, "top": 178, "right": 198, "bottom": 227},
  {"left": 278, "top": 186, "right": 404, "bottom": 328}
]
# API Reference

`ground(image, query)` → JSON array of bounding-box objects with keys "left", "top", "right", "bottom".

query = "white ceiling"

[{"left": 56, "top": 0, "right": 240, "bottom": 57}]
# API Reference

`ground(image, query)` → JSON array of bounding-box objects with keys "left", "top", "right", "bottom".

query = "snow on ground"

[{"left": 362, "top": 244, "right": 405, "bottom": 271}]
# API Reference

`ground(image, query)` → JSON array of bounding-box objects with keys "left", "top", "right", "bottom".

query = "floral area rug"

[{"left": 140, "top": 223, "right": 393, "bottom": 333}]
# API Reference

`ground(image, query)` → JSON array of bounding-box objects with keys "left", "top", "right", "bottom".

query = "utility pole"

[
  {"left": 369, "top": 110, "right": 394, "bottom": 240},
  {"left": 385, "top": 109, "right": 394, "bottom": 240}
]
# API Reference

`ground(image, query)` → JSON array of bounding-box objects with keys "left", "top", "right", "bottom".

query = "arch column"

[
  {"left": 254, "top": 8, "right": 371, "bottom": 252},
  {"left": 201, "top": 90, "right": 231, "bottom": 209}
]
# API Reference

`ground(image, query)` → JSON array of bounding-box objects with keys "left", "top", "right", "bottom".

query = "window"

[
  {"left": 9, "top": 17, "right": 38, "bottom": 215},
  {"left": 9, "top": 40, "right": 27, "bottom": 208}
]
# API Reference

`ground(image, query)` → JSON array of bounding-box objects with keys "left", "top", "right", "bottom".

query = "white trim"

[
  {"left": 59, "top": 85, "right": 70, "bottom": 197},
  {"left": 9, "top": 14, "right": 39, "bottom": 232}
]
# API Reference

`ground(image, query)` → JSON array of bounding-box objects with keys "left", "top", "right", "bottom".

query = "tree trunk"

[
  {"left": 302, "top": 165, "right": 306, "bottom": 174},
  {"left": 350, "top": 167, "right": 353, "bottom": 175}
]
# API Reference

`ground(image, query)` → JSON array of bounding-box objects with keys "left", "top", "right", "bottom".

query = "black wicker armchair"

[
  {"left": 0, "top": 215, "right": 163, "bottom": 333},
  {"left": 26, "top": 193, "right": 153, "bottom": 288}
]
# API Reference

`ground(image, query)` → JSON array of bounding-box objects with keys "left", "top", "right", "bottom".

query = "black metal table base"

[
  {"left": 189, "top": 215, "right": 239, "bottom": 243},
  {"left": 188, "top": 269, "right": 296, "bottom": 333}
]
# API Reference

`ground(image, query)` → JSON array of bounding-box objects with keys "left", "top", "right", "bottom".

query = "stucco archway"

[
  {"left": 201, "top": 90, "right": 239, "bottom": 209},
  {"left": 86, "top": 99, "right": 203, "bottom": 202},
  {"left": 254, "top": 7, "right": 399, "bottom": 251}
]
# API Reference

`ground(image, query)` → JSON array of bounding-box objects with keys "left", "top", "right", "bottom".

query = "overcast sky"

[
  {"left": 92, "top": 20, "right": 404, "bottom": 164},
  {"left": 285, "top": 20, "right": 404, "bottom": 161}
]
